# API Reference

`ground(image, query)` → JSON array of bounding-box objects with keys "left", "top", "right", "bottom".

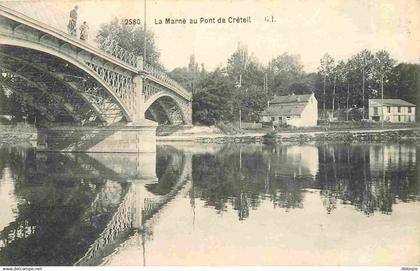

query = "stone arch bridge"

[{"left": 0, "top": 4, "right": 192, "bottom": 128}]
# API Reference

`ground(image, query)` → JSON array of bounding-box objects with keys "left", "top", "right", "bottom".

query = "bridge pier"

[{"left": 40, "top": 121, "right": 157, "bottom": 153}]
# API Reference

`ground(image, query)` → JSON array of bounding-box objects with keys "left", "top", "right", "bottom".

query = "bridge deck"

[{"left": 0, "top": 2, "right": 192, "bottom": 126}]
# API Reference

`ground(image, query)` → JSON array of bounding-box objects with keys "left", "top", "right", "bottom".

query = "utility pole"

[
  {"left": 143, "top": 0, "right": 147, "bottom": 63},
  {"left": 264, "top": 73, "right": 268, "bottom": 95},
  {"left": 332, "top": 74, "right": 336, "bottom": 119},
  {"left": 239, "top": 146, "right": 242, "bottom": 169},
  {"left": 239, "top": 74, "right": 242, "bottom": 129},
  {"left": 381, "top": 75, "right": 384, "bottom": 127},
  {"left": 362, "top": 70, "right": 365, "bottom": 119},
  {"left": 239, "top": 108, "right": 242, "bottom": 129},
  {"left": 323, "top": 75, "right": 326, "bottom": 119}
]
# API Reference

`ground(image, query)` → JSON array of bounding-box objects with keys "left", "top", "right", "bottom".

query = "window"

[
  {"left": 387, "top": 106, "right": 391, "bottom": 113},
  {"left": 373, "top": 107, "right": 378, "bottom": 115},
  {"left": 398, "top": 106, "right": 401, "bottom": 113},
  {"left": 408, "top": 107, "right": 412, "bottom": 113},
  {"left": 398, "top": 115, "right": 401, "bottom": 122},
  {"left": 271, "top": 117, "right": 275, "bottom": 121}
]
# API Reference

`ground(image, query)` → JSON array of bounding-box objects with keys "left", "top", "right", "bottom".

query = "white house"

[
  {"left": 368, "top": 99, "right": 416, "bottom": 123},
  {"left": 260, "top": 93, "right": 318, "bottom": 127}
]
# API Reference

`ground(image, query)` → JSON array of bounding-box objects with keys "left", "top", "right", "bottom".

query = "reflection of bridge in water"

[
  {"left": 73, "top": 148, "right": 192, "bottom": 266},
  {"left": 0, "top": 145, "right": 192, "bottom": 266}
]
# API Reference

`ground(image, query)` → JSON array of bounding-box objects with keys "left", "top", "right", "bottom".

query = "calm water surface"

[{"left": 0, "top": 142, "right": 418, "bottom": 265}]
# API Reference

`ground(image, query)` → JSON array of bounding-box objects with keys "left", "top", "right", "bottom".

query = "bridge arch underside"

[
  {"left": 145, "top": 95, "right": 187, "bottom": 125},
  {"left": 0, "top": 45, "right": 128, "bottom": 126}
]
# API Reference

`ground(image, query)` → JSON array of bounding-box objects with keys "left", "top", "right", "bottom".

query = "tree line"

[{"left": 170, "top": 44, "right": 419, "bottom": 125}]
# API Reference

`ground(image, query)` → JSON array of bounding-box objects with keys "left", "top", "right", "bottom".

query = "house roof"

[
  {"left": 369, "top": 99, "right": 415, "bottom": 107},
  {"left": 261, "top": 94, "right": 313, "bottom": 116},
  {"left": 270, "top": 94, "right": 313, "bottom": 104},
  {"left": 261, "top": 103, "right": 307, "bottom": 116}
]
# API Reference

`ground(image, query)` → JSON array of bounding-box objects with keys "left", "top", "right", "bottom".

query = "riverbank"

[
  {"left": 1, "top": 123, "right": 419, "bottom": 146},
  {"left": 0, "top": 124, "right": 37, "bottom": 145},
  {"left": 157, "top": 126, "right": 420, "bottom": 144}
]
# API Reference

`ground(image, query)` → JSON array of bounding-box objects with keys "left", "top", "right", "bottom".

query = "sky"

[{"left": 2, "top": 0, "right": 419, "bottom": 72}]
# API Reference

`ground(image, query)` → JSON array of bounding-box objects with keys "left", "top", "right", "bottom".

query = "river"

[{"left": 0, "top": 142, "right": 418, "bottom": 265}]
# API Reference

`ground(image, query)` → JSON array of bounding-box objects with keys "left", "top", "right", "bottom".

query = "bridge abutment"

[{"left": 40, "top": 122, "right": 157, "bottom": 153}]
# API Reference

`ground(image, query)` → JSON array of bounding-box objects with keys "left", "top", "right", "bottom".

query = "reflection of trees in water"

[
  {"left": 317, "top": 144, "right": 418, "bottom": 216},
  {"left": 262, "top": 146, "right": 314, "bottom": 211},
  {"left": 146, "top": 146, "right": 184, "bottom": 196},
  {"left": 191, "top": 146, "right": 312, "bottom": 220},
  {"left": 191, "top": 152, "right": 266, "bottom": 220},
  {"left": 0, "top": 146, "right": 11, "bottom": 177},
  {"left": 191, "top": 144, "right": 419, "bottom": 220},
  {"left": 0, "top": 147, "right": 128, "bottom": 265}
]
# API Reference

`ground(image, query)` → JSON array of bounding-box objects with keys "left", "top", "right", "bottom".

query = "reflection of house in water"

[
  {"left": 269, "top": 145, "right": 319, "bottom": 179},
  {"left": 369, "top": 144, "right": 416, "bottom": 172}
]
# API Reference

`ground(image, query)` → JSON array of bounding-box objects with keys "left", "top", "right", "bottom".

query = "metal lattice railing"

[
  {"left": 97, "top": 36, "right": 139, "bottom": 68},
  {"left": 143, "top": 63, "right": 190, "bottom": 98},
  {"left": 97, "top": 35, "right": 190, "bottom": 99}
]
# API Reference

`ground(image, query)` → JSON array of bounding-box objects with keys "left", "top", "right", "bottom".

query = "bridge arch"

[
  {"left": 0, "top": 37, "right": 133, "bottom": 124},
  {"left": 143, "top": 91, "right": 191, "bottom": 125}
]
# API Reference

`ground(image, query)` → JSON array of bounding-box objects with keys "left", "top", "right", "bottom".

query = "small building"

[
  {"left": 260, "top": 93, "right": 318, "bottom": 127},
  {"left": 368, "top": 99, "right": 416, "bottom": 123}
]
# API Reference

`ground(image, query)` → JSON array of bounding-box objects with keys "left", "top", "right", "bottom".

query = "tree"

[
  {"left": 0, "top": 85, "right": 10, "bottom": 115},
  {"left": 168, "top": 67, "right": 191, "bottom": 90},
  {"left": 192, "top": 69, "right": 235, "bottom": 125},
  {"left": 335, "top": 60, "right": 354, "bottom": 120},
  {"left": 373, "top": 50, "right": 396, "bottom": 121},
  {"left": 227, "top": 43, "right": 250, "bottom": 85},
  {"left": 318, "top": 53, "right": 335, "bottom": 118},
  {"left": 188, "top": 54, "right": 200, "bottom": 94},
  {"left": 386, "top": 63, "right": 420, "bottom": 121},
  {"left": 349, "top": 50, "right": 375, "bottom": 118},
  {"left": 168, "top": 55, "right": 208, "bottom": 93},
  {"left": 96, "top": 17, "right": 161, "bottom": 66},
  {"left": 268, "top": 53, "right": 305, "bottom": 95},
  {"left": 288, "top": 82, "right": 311, "bottom": 94},
  {"left": 334, "top": 60, "right": 358, "bottom": 119},
  {"left": 270, "top": 53, "right": 304, "bottom": 75},
  {"left": 238, "top": 85, "right": 267, "bottom": 122},
  {"left": 226, "top": 43, "right": 263, "bottom": 90}
]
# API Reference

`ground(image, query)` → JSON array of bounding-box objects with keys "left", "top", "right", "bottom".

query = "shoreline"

[
  {"left": 0, "top": 124, "right": 38, "bottom": 145},
  {"left": 157, "top": 127, "right": 420, "bottom": 144},
  {"left": 1, "top": 126, "right": 419, "bottom": 146}
]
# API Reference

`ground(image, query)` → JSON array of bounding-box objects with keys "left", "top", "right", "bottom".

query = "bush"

[
  {"left": 216, "top": 122, "right": 244, "bottom": 135},
  {"left": 360, "top": 119, "right": 377, "bottom": 128},
  {"left": 156, "top": 125, "right": 184, "bottom": 136}
]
